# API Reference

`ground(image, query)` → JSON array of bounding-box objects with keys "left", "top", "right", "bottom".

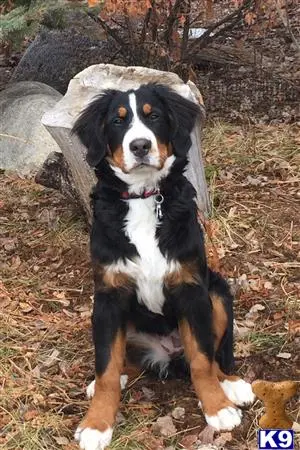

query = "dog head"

[{"left": 72, "top": 83, "right": 201, "bottom": 182}]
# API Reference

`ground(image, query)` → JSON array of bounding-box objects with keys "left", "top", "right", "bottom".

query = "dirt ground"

[{"left": 1, "top": 121, "right": 299, "bottom": 449}]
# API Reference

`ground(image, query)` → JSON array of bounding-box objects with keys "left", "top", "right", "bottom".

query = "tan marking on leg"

[
  {"left": 165, "top": 261, "right": 201, "bottom": 288},
  {"left": 211, "top": 293, "right": 228, "bottom": 351},
  {"left": 143, "top": 103, "right": 152, "bottom": 115},
  {"left": 118, "top": 106, "right": 127, "bottom": 118},
  {"left": 79, "top": 331, "right": 126, "bottom": 432},
  {"left": 211, "top": 295, "right": 239, "bottom": 381},
  {"left": 179, "top": 320, "right": 234, "bottom": 417}
]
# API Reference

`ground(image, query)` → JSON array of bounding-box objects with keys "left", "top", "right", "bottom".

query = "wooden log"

[
  {"left": 35, "top": 150, "right": 90, "bottom": 218},
  {"left": 41, "top": 64, "right": 210, "bottom": 220}
]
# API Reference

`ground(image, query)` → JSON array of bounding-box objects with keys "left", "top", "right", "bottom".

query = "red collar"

[{"left": 121, "top": 189, "right": 160, "bottom": 199}]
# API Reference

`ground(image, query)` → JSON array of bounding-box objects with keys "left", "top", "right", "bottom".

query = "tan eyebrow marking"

[
  {"left": 143, "top": 103, "right": 152, "bottom": 115},
  {"left": 118, "top": 106, "right": 127, "bottom": 118}
]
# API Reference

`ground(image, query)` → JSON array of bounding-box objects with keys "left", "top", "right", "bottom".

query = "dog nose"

[{"left": 129, "top": 138, "right": 151, "bottom": 158}]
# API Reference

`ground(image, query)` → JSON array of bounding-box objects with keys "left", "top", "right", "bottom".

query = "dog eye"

[
  {"left": 149, "top": 113, "right": 159, "bottom": 121},
  {"left": 113, "top": 118, "right": 124, "bottom": 125}
]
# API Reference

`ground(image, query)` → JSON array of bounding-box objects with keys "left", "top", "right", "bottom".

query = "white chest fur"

[{"left": 106, "top": 197, "right": 178, "bottom": 315}]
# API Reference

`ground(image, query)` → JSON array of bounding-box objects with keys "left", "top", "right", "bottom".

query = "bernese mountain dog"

[{"left": 72, "top": 83, "right": 255, "bottom": 450}]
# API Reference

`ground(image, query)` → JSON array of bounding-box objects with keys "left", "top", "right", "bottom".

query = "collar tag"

[{"left": 154, "top": 192, "right": 164, "bottom": 223}]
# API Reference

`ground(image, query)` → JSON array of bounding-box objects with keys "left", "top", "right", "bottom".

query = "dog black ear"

[
  {"left": 150, "top": 84, "right": 201, "bottom": 158},
  {"left": 72, "top": 90, "right": 119, "bottom": 167}
]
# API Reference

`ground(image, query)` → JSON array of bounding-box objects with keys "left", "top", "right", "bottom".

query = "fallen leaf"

[
  {"left": 214, "top": 431, "right": 232, "bottom": 446},
  {"left": 42, "top": 349, "right": 60, "bottom": 368},
  {"left": 248, "top": 279, "right": 261, "bottom": 292},
  {"left": 276, "top": 352, "right": 291, "bottom": 359},
  {"left": 53, "top": 291, "right": 70, "bottom": 306},
  {"left": 171, "top": 406, "right": 185, "bottom": 420},
  {"left": 235, "top": 341, "right": 252, "bottom": 357},
  {"left": 235, "top": 325, "right": 251, "bottom": 338},
  {"left": 53, "top": 436, "right": 69, "bottom": 445},
  {"left": 179, "top": 434, "right": 198, "bottom": 448},
  {"left": 115, "top": 411, "right": 126, "bottom": 424},
  {"left": 10, "top": 255, "right": 21, "bottom": 269},
  {"left": 2, "top": 238, "right": 16, "bottom": 251},
  {"left": 292, "top": 422, "right": 300, "bottom": 432},
  {"left": 142, "top": 387, "right": 155, "bottom": 400},
  {"left": 273, "top": 311, "right": 285, "bottom": 321},
  {"left": 31, "top": 366, "right": 41, "bottom": 378},
  {"left": 264, "top": 281, "right": 273, "bottom": 290},
  {"left": 152, "top": 416, "right": 177, "bottom": 437},
  {"left": 24, "top": 409, "right": 39, "bottom": 421},
  {"left": 19, "top": 302, "right": 34, "bottom": 313},
  {"left": 198, "top": 425, "right": 216, "bottom": 444},
  {"left": 245, "top": 303, "right": 265, "bottom": 321},
  {"left": 288, "top": 320, "right": 300, "bottom": 336}
]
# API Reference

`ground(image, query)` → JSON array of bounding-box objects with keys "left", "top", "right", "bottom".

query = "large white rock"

[
  {"left": 42, "top": 64, "right": 210, "bottom": 214},
  {"left": 0, "top": 81, "right": 62, "bottom": 175}
]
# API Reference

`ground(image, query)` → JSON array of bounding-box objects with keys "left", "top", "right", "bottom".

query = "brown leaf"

[
  {"left": 152, "top": 416, "right": 177, "bottom": 437},
  {"left": 53, "top": 436, "right": 69, "bottom": 445},
  {"left": 198, "top": 424, "right": 216, "bottom": 444},
  {"left": 42, "top": 349, "right": 60, "bottom": 368},
  {"left": 273, "top": 311, "right": 285, "bottom": 321},
  {"left": 179, "top": 434, "right": 198, "bottom": 448},
  {"left": 171, "top": 406, "right": 185, "bottom": 420},
  {"left": 19, "top": 302, "right": 34, "bottom": 313},
  {"left": 244, "top": 11, "right": 257, "bottom": 26},
  {"left": 288, "top": 320, "right": 300, "bottom": 337},
  {"left": 11, "top": 255, "right": 21, "bottom": 269},
  {"left": 142, "top": 386, "right": 155, "bottom": 400},
  {"left": 214, "top": 431, "right": 233, "bottom": 446},
  {"left": 24, "top": 409, "right": 39, "bottom": 421}
]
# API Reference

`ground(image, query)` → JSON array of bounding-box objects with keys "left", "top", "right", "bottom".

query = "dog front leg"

[
  {"left": 75, "top": 289, "right": 127, "bottom": 450},
  {"left": 171, "top": 284, "right": 242, "bottom": 431}
]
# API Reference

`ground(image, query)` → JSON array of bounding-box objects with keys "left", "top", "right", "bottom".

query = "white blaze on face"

[{"left": 122, "top": 93, "right": 160, "bottom": 172}]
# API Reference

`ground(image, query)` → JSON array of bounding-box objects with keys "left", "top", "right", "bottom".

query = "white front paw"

[
  {"left": 75, "top": 427, "right": 113, "bottom": 450},
  {"left": 205, "top": 406, "right": 242, "bottom": 431},
  {"left": 221, "top": 379, "right": 255, "bottom": 406}
]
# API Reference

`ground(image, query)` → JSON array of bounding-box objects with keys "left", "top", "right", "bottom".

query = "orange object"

[{"left": 252, "top": 380, "right": 298, "bottom": 429}]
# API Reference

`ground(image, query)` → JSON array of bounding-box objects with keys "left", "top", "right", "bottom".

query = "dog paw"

[
  {"left": 221, "top": 379, "right": 255, "bottom": 407},
  {"left": 75, "top": 427, "right": 113, "bottom": 450},
  {"left": 205, "top": 406, "right": 242, "bottom": 431},
  {"left": 86, "top": 375, "right": 128, "bottom": 400}
]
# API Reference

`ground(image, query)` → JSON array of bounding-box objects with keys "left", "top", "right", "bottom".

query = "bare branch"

[
  {"left": 150, "top": 0, "right": 159, "bottom": 42},
  {"left": 187, "top": 0, "right": 253, "bottom": 55},
  {"left": 140, "top": 7, "right": 152, "bottom": 43},
  {"left": 164, "top": 0, "right": 184, "bottom": 46},
  {"left": 180, "top": 0, "right": 191, "bottom": 60},
  {"left": 88, "top": 12, "right": 128, "bottom": 48}
]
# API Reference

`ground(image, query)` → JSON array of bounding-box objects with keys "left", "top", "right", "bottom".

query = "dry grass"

[{"left": 1, "top": 121, "right": 299, "bottom": 449}]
